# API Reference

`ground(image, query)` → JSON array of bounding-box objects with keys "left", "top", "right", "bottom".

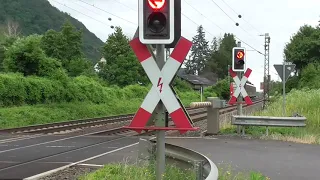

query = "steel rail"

[{"left": 0, "top": 99, "right": 263, "bottom": 135}]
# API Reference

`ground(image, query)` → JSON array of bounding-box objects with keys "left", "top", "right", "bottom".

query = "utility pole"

[
  {"left": 228, "top": 64, "right": 230, "bottom": 85},
  {"left": 260, "top": 33, "right": 270, "bottom": 109},
  {"left": 165, "top": 48, "right": 170, "bottom": 60}
]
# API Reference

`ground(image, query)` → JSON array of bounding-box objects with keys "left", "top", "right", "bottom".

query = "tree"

[
  {"left": 0, "top": 36, "right": 17, "bottom": 71},
  {"left": 98, "top": 27, "right": 148, "bottom": 87},
  {"left": 283, "top": 25, "right": 320, "bottom": 73},
  {"left": 0, "top": 0, "right": 104, "bottom": 61},
  {"left": 298, "top": 62, "right": 320, "bottom": 89},
  {"left": 3, "top": 34, "right": 62, "bottom": 77},
  {"left": 3, "top": 19, "right": 20, "bottom": 37},
  {"left": 185, "top": 25, "right": 210, "bottom": 75},
  {"left": 41, "top": 20, "right": 91, "bottom": 76},
  {"left": 204, "top": 33, "right": 237, "bottom": 79}
]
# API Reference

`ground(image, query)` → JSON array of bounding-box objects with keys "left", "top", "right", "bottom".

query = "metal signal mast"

[{"left": 260, "top": 33, "right": 270, "bottom": 108}]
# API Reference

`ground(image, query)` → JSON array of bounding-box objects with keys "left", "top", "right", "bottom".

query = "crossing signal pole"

[
  {"left": 133, "top": 1, "right": 198, "bottom": 180},
  {"left": 232, "top": 42, "right": 246, "bottom": 133}
]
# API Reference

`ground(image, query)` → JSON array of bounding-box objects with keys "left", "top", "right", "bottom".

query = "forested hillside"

[{"left": 0, "top": 0, "right": 104, "bottom": 62}]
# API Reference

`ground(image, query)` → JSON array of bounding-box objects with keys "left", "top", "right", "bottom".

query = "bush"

[
  {"left": 172, "top": 78, "right": 193, "bottom": 92},
  {"left": 298, "top": 62, "right": 320, "bottom": 89},
  {"left": 242, "top": 88, "right": 320, "bottom": 143},
  {"left": 3, "top": 35, "right": 62, "bottom": 77},
  {"left": 203, "top": 86, "right": 217, "bottom": 99},
  {"left": 0, "top": 73, "right": 147, "bottom": 107},
  {"left": 0, "top": 73, "right": 204, "bottom": 108},
  {"left": 0, "top": 84, "right": 201, "bottom": 128}
]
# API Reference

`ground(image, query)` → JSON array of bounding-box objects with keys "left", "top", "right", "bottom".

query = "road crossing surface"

[{"left": 0, "top": 135, "right": 319, "bottom": 180}]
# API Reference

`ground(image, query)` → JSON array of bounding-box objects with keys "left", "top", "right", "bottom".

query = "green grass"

[
  {"left": 78, "top": 163, "right": 269, "bottom": 180},
  {"left": 219, "top": 168, "right": 268, "bottom": 180},
  {"left": 221, "top": 89, "right": 320, "bottom": 144},
  {"left": 78, "top": 163, "right": 196, "bottom": 180},
  {"left": 0, "top": 90, "right": 202, "bottom": 129}
]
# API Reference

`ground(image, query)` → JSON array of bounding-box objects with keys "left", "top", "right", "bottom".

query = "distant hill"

[{"left": 0, "top": 0, "right": 104, "bottom": 63}]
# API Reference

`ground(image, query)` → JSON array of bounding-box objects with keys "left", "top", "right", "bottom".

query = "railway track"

[
  {"left": 0, "top": 99, "right": 263, "bottom": 136},
  {"left": 0, "top": 99, "right": 264, "bottom": 179}
]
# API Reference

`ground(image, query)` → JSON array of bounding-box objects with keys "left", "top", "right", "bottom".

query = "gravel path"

[{"left": 38, "top": 165, "right": 99, "bottom": 180}]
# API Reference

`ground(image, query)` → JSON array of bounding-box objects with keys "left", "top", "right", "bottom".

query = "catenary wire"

[{"left": 219, "top": 0, "right": 263, "bottom": 34}]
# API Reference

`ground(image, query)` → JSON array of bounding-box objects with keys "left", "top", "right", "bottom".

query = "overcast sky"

[{"left": 48, "top": 0, "right": 319, "bottom": 90}]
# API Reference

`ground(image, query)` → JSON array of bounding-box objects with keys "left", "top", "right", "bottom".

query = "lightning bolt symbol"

[
  {"left": 149, "top": 0, "right": 157, "bottom": 7},
  {"left": 157, "top": 77, "right": 163, "bottom": 93}
]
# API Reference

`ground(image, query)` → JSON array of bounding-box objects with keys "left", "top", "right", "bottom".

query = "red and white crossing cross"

[
  {"left": 230, "top": 83, "right": 234, "bottom": 96},
  {"left": 127, "top": 36, "right": 194, "bottom": 134},
  {"left": 228, "top": 68, "right": 253, "bottom": 105}
]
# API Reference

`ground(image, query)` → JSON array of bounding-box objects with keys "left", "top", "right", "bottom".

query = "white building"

[{"left": 94, "top": 57, "right": 106, "bottom": 72}]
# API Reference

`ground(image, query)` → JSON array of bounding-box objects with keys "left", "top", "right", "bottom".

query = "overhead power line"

[
  {"left": 78, "top": 0, "right": 195, "bottom": 38},
  {"left": 50, "top": 0, "right": 112, "bottom": 28},
  {"left": 209, "top": 0, "right": 236, "bottom": 24},
  {"left": 55, "top": 0, "right": 263, "bottom": 55},
  {"left": 183, "top": 0, "right": 263, "bottom": 55},
  {"left": 77, "top": 0, "right": 137, "bottom": 25},
  {"left": 207, "top": 0, "right": 262, "bottom": 47},
  {"left": 183, "top": 0, "right": 224, "bottom": 32},
  {"left": 111, "top": 0, "right": 137, "bottom": 12},
  {"left": 219, "top": 0, "right": 263, "bottom": 34},
  {"left": 181, "top": 12, "right": 216, "bottom": 38}
]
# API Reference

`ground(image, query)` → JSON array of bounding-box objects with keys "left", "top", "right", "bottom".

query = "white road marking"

[
  {"left": 77, "top": 163, "right": 104, "bottom": 167},
  {"left": 23, "top": 142, "right": 138, "bottom": 180},
  {"left": 165, "top": 136, "right": 217, "bottom": 140},
  {"left": 0, "top": 134, "right": 47, "bottom": 144},
  {"left": 0, "top": 128, "right": 127, "bottom": 154},
  {"left": 45, "top": 146, "right": 76, "bottom": 148},
  {"left": 36, "top": 161, "right": 73, "bottom": 164}
]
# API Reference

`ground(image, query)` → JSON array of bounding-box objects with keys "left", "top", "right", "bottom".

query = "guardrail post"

[
  {"left": 137, "top": 138, "right": 156, "bottom": 165},
  {"left": 206, "top": 97, "right": 225, "bottom": 135},
  {"left": 194, "top": 160, "right": 204, "bottom": 180}
]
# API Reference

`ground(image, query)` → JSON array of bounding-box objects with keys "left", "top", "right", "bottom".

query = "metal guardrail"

[
  {"left": 139, "top": 138, "right": 218, "bottom": 180},
  {"left": 232, "top": 115, "right": 307, "bottom": 135}
]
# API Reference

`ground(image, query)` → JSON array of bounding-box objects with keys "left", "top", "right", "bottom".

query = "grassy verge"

[
  {"left": 0, "top": 90, "right": 202, "bottom": 129},
  {"left": 78, "top": 163, "right": 196, "bottom": 180},
  {"left": 221, "top": 89, "right": 320, "bottom": 144},
  {"left": 78, "top": 163, "right": 268, "bottom": 180},
  {"left": 218, "top": 166, "right": 268, "bottom": 180}
]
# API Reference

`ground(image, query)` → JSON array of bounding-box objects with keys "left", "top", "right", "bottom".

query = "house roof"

[{"left": 177, "top": 68, "right": 216, "bottom": 85}]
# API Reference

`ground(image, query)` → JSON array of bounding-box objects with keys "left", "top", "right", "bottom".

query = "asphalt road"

[
  {"left": 1, "top": 133, "right": 319, "bottom": 180},
  {"left": 0, "top": 134, "right": 139, "bottom": 179},
  {"left": 165, "top": 137, "right": 320, "bottom": 180}
]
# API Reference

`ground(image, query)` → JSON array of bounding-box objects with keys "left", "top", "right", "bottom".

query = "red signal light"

[
  {"left": 148, "top": 0, "right": 166, "bottom": 10},
  {"left": 236, "top": 50, "right": 244, "bottom": 60}
]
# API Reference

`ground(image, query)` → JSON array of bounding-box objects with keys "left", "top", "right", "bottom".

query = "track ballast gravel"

[{"left": 38, "top": 165, "right": 99, "bottom": 180}]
